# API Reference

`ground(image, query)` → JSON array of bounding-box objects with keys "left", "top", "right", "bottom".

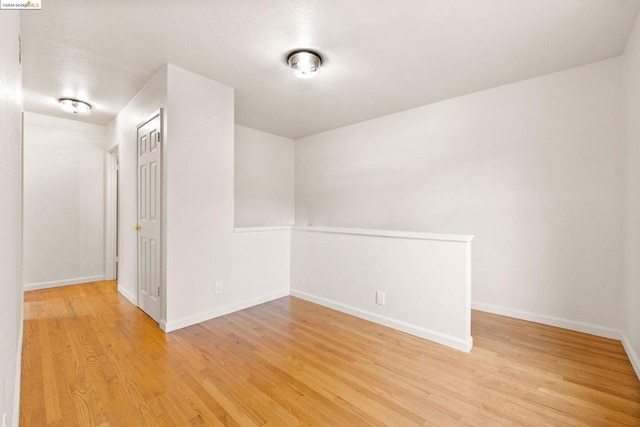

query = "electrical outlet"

[
  {"left": 215, "top": 281, "right": 223, "bottom": 295},
  {"left": 376, "top": 290, "right": 385, "bottom": 306}
]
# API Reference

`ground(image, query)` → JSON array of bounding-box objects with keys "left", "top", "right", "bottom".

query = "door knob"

[{"left": 134, "top": 225, "right": 142, "bottom": 231}]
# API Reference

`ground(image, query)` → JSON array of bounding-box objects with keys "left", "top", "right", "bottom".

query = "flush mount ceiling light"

[
  {"left": 59, "top": 98, "right": 92, "bottom": 115},
  {"left": 287, "top": 50, "right": 322, "bottom": 79}
]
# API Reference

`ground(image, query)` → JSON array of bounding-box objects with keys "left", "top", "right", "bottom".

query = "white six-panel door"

[{"left": 137, "top": 113, "right": 162, "bottom": 322}]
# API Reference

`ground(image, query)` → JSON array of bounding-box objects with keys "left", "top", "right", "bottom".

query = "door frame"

[{"left": 105, "top": 144, "right": 119, "bottom": 281}]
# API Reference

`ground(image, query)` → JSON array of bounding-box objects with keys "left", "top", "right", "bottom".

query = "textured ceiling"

[{"left": 20, "top": 0, "right": 640, "bottom": 139}]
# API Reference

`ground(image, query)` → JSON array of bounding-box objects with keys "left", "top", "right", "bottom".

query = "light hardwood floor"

[{"left": 21, "top": 281, "right": 640, "bottom": 426}]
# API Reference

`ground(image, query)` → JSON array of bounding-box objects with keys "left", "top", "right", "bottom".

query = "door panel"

[{"left": 137, "top": 113, "right": 161, "bottom": 322}]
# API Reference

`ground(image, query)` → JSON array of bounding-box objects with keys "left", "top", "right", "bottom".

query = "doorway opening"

[{"left": 106, "top": 145, "right": 119, "bottom": 281}]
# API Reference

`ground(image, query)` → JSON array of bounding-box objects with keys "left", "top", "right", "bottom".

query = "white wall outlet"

[
  {"left": 376, "top": 290, "right": 385, "bottom": 306},
  {"left": 215, "top": 281, "right": 223, "bottom": 295}
]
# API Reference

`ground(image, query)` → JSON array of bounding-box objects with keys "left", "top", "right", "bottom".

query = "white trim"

[
  {"left": 622, "top": 333, "right": 640, "bottom": 381},
  {"left": 233, "top": 225, "right": 292, "bottom": 233},
  {"left": 161, "top": 289, "right": 290, "bottom": 332},
  {"left": 233, "top": 225, "right": 473, "bottom": 241},
  {"left": 472, "top": 302, "right": 621, "bottom": 340},
  {"left": 291, "top": 289, "right": 473, "bottom": 353},
  {"left": 292, "top": 225, "right": 473, "bottom": 243},
  {"left": 12, "top": 317, "right": 23, "bottom": 427},
  {"left": 117, "top": 285, "right": 138, "bottom": 306},
  {"left": 24, "top": 275, "right": 105, "bottom": 291}
]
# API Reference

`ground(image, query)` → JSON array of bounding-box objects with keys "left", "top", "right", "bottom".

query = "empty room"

[{"left": 1, "top": 0, "right": 640, "bottom": 425}]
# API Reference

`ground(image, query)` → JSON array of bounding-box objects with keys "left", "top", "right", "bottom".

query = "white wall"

[
  {"left": 111, "top": 64, "right": 290, "bottom": 330},
  {"left": 622, "top": 13, "right": 640, "bottom": 379},
  {"left": 234, "top": 125, "right": 294, "bottom": 226},
  {"left": 164, "top": 64, "right": 235, "bottom": 325},
  {"left": 108, "top": 66, "right": 168, "bottom": 308},
  {"left": 23, "top": 113, "right": 108, "bottom": 290},
  {"left": 296, "top": 58, "right": 624, "bottom": 338},
  {"left": 291, "top": 227, "right": 473, "bottom": 351},
  {"left": 0, "top": 12, "right": 23, "bottom": 427},
  {"left": 163, "top": 65, "right": 290, "bottom": 330}
]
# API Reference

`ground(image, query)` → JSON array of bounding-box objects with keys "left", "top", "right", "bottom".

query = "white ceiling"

[{"left": 20, "top": 0, "right": 640, "bottom": 139}]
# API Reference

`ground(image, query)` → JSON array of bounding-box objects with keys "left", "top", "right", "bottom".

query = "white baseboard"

[
  {"left": 24, "top": 275, "right": 105, "bottom": 291},
  {"left": 622, "top": 333, "right": 640, "bottom": 381},
  {"left": 472, "top": 302, "right": 621, "bottom": 340},
  {"left": 161, "top": 289, "right": 290, "bottom": 333},
  {"left": 291, "top": 289, "right": 473, "bottom": 353},
  {"left": 12, "top": 316, "right": 23, "bottom": 427},
  {"left": 117, "top": 285, "right": 138, "bottom": 306}
]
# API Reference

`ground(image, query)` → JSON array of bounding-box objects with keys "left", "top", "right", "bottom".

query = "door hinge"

[{"left": 157, "top": 286, "right": 160, "bottom": 297}]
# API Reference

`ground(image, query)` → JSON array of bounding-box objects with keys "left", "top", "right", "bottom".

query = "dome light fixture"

[
  {"left": 287, "top": 50, "right": 322, "bottom": 79},
  {"left": 59, "top": 98, "right": 92, "bottom": 115}
]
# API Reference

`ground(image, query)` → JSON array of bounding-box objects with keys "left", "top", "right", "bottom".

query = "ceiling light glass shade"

[
  {"left": 59, "top": 98, "right": 92, "bottom": 115},
  {"left": 287, "top": 51, "right": 322, "bottom": 79}
]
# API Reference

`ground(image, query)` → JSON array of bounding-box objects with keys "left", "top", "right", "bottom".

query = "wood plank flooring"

[{"left": 20, "top": 281, "right": 640, "bottom": 426}]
